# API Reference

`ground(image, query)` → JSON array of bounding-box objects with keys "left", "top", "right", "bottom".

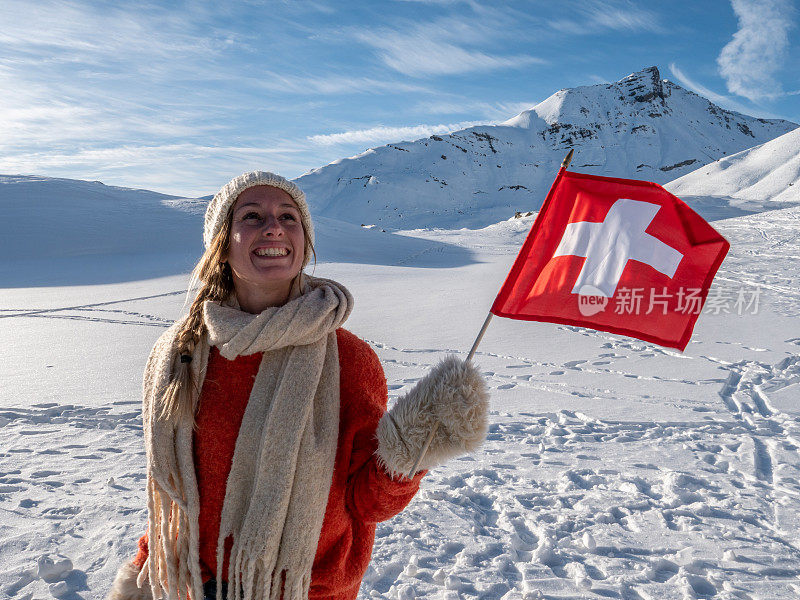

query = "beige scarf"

[{"left": 138, "top": 275, "right": 353, "bottom": 600}]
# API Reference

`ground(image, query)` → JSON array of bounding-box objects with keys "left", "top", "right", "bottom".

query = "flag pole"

[{"left": 404, "top": 150, "right": 575, "bottom": 478}]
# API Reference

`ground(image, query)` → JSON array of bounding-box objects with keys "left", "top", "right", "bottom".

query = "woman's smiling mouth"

[{"left": 253, "top": 247, "right": 289, "bottom": 257}]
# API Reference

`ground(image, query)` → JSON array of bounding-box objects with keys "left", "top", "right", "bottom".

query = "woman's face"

[{"left": 225, "top": 185, "right": 305, "bottom": 300}]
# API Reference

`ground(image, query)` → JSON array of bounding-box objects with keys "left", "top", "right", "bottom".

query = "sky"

[{"left": 0, "top": 0, "right": 798, "bottom": 197}]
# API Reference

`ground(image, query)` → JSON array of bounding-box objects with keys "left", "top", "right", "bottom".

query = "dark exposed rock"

[
  {"left": 737, "top": 122, "right": 754, "bottom": 137},
  {"left": 471, "top": 131, "right": 499, "bottom": 153},
  {"left": 619, "top": 66, "right": 666, "bottom": 104},
  {"left": 660, "top": 159, "right": 698, "bottom": 172}
]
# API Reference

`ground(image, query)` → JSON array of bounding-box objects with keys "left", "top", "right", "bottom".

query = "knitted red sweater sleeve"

[
  {"left": 132, "top": 531, "right": 148, "bottom": 568},
  {"left": 337, "top": 330, "right": 425, "bottom": 524}
]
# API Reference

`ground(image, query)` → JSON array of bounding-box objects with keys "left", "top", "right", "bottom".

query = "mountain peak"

[
  {"left": 618, "top": 66, "right": 664, "bottom": 103},
  {"left": 624, "top": 65, "right": 660, "bottom": 81}
]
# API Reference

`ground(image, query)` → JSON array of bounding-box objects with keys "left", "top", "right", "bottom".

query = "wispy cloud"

[
  {"left": 587, "top": 74, "right": 612, "bottom": 84},
  {"left": 363, "top": 35, "right": 542, "bottom": 77},
  {"left": 252, "top": 71, "right": 432, "bottom": 95},
  {"left": 717, "top": 0, "right": 795, "bottom": 101},
  {"left": 0, "top": 1, "right": 228, "bottom": 66},
  {"left": 0, "top": 1, "right": 242, "bottom": 154},
  {"left": 548, "top": 0, "right": 664, "bottom": 34},
  {"left": 492, "top": 102, "right": 540, "bottom": 119},
  {"left": 668, "top": 62, "right": 770, "bottom": 117},
  {"left": 392, "top": 0, "right": 467, "bottom": 3},
  {"left": 307, "top": 121, "right": 491, "bottom": 146},
  {"left": 411, "top": 100, "right": 538, "bottom": 120},
  {"left": 354, "top": 16, "right": 544, "bottom": 77},
  {"left": 586, "top": 2, "right": 663, "bottom": 32},
  {"left": 0, "top": 1, "right": 444, "bottom": 160}
]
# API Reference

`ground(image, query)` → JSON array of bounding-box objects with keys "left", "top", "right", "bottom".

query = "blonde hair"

[{"left": 158, "top": 201, "right": 317, "bottom": 424}]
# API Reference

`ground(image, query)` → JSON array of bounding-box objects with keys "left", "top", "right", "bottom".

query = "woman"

[{"left": 109, "top": 171, "right": 489, "bottom": 600}]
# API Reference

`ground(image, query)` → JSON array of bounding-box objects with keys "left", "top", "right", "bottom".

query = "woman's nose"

[{"left": 261, "top": 215, "right": 283, "bottom": 236}]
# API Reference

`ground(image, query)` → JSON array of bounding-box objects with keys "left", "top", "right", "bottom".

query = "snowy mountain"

[
  {"left": 296, "top": 66, "right": 797, "bottom": 229},
  {"left": 665, "top": 126, "right": 800, "bottom": 220}
]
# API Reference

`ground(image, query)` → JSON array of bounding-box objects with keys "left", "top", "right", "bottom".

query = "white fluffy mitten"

[
  {"left": 376, "top": 355, "right": 489, "bottom": 478},
  {"left": 107, "top": 562, "right": 152, "bottom": 600}
]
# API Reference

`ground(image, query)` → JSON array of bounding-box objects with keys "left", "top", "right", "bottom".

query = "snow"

[{"left": 2, "top": 181, "right": 800, "bottom": 598}]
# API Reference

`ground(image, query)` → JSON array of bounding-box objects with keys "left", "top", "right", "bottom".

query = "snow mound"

[
  {"left": 0, "top": 175, "right": 477, "bottom": 287},
  {"left": 665, "top": 126, "right": 800, "bottom": 219}
]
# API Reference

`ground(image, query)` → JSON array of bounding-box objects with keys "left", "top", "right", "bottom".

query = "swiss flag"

[{"left": 491, "top": 170, "right": 730, "bottom": 351}]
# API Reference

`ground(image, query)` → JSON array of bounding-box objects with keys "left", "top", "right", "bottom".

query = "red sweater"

[{"left": 133, "top": 328, "right": 424, "bottom": 599}]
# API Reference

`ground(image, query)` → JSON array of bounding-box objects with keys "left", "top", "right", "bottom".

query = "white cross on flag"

[{"left": 491, "top": 170, "right": 729, "bottom": 350}]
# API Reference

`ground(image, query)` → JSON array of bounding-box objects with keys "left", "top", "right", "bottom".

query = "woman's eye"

[
  {"left": 281, "top": 213, "right": 296, "bottom": 221},
  {"left": 242, "top": 212, "right": 262, "bottom": 221}
]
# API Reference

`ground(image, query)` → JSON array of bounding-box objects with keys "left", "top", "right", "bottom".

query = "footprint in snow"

[
  {"left": 645, "top": 558, "right": 679, "bottom": 582},
  {"left": 30, "top": 470, "right": 60, "bottom": 479},
  {"left": 8, "top": 554, "right": 85, "bottom": 599},
  {"left": 683, "top": 574, "right": 716, "bottom": 598},
  {"left": 563, "top": 360, "right": 587, "bottom": 370}
]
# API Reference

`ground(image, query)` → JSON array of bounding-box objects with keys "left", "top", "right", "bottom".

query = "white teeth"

[{"left": 254, "top": 248, "right": 288, "bottom": 256}]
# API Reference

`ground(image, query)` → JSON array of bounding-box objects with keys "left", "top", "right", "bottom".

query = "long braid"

[{"left": 158, "top": 223, "right": 233, "bottom": 424}]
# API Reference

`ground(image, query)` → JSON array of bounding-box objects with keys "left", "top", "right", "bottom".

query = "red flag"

[{"left": 491, "top": 169, "right": 730, "bottom": 351}]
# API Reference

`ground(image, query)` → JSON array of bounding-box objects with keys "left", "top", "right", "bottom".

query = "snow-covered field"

[{"left": 2, "top": 196, "right": 799, "bottom": 599}]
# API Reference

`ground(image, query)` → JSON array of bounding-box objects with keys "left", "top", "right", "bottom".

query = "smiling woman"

[
  {"left": 226, "top": 186, "right": 309, "bottom": 312},
  {"left": 107, "top": 171, "right": 490, "bottom": 600}
]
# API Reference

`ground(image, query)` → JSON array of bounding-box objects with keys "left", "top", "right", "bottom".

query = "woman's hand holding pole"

[{"left": 374, "top": 314, "right": 493, "bottom": 480}]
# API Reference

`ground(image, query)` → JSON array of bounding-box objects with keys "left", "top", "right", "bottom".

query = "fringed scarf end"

[{"left": 281, "top": 565, "right": 313, "bottom": 600}]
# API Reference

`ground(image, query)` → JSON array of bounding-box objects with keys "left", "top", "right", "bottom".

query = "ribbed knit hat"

[{"left": 204, "top": 171, "right": 314, "bottom": 267}]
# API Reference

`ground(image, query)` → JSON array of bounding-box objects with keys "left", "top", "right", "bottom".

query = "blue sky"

[{"left": 1, "top": 0, "right": 797, "bottom": 197}]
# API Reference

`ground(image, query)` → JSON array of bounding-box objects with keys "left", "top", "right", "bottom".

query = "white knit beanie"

[{"left": 204, "top": 171, "right": 314, "bottom": 267}]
